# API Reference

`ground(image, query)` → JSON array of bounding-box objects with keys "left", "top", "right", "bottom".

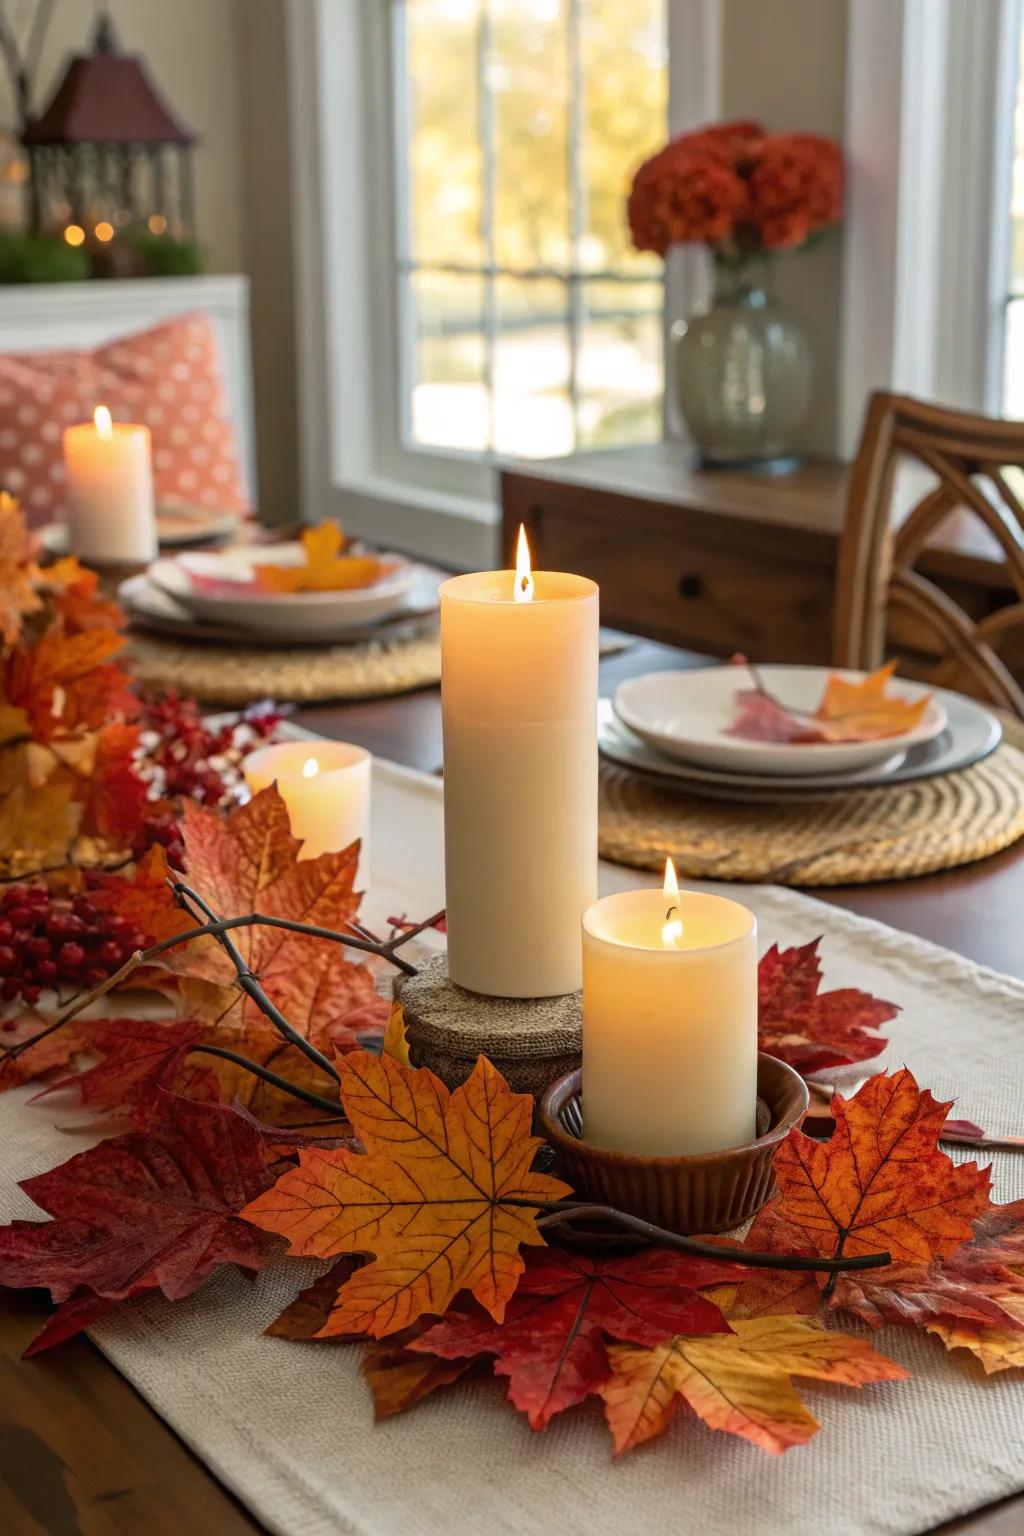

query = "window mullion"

[{"left": 478, "top": 0, "right": 498, "bottom": 453}]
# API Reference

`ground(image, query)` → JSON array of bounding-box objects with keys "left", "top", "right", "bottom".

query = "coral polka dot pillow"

[{"left": 0, "top": 312, "right": 249, "bottom": 523}]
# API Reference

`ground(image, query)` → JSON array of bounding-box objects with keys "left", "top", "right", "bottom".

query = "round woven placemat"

[
  {"left": 126, "top": 630, "right": 441, "bottom": 705},
  {"left": 598, "top": 716, "right": 1024, "bottom": 886}
]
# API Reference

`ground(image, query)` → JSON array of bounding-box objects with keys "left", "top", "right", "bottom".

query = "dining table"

[{"left": 2, "top": 636, "right": 1023, "bottom": 1536}]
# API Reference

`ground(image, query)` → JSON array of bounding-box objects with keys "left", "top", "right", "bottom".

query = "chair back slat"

[{"left": 835, "top": 391, "right": 1024, "bottom": 717}]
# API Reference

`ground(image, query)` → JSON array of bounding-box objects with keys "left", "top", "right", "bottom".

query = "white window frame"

[
  {"left": 287, "top": 0, "right": 720, "bottom": 567},
  {"left": 839, "top": 0, "right": 1021, "bottom": 459}
]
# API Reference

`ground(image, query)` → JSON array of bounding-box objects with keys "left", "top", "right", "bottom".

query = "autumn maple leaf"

[
  {"left": 757, "top": 937, "right": 897, "bottom": 1074},
  {"left": 89, "top": 845, "right": 194, "bottom": 947},
  {"left": 172, "top": 786, "right": 385, "bottom": 1047},
  {"left": 410, "top": 1246, "right": 735, "bottom": 1429},
  {"left": 816, "top": 661, "right": 932, "bottom": 743},
  {"left": 254, "top": 522, "right": 384, "bottom": 594},
  {"left": 4, "top": 624, "right": 136, "bottom": 742},
  {"left": 76, "top": 722, "right": 150, "bottom": 842},
  {"left": 363, "top": 1327, "right": 476, "bottom": 1420},
  {"left": 0, "top": 1008, "right": 91, "bottom": 1091},
  {"left": 738, "top": 1070, "right": 993, "bottom": 1316},
  {"left": 832, "top": 1197, "right": 1024, "bottom": 1373},
  {"left": 0, "top": 491, "right": 42, "bottom": 647},
  {"left": 35, "top": 1017, "right": 216, "bottom": 1115},
  {"left": 241, "top": 1051, "right": 571, "bottom": 1338},
  {"left": 41, "top": 558, "right": 124, "bottom": 634},
  {"left": 0, "top": 1092, "right": 284, "bottom": 1314},
  {"left": 599, "top": 1312, "right": 907, "bottom": 1455}
]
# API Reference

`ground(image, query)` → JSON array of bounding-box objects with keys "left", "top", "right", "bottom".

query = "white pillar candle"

[
  {"left": 441, "top": 531, "right": 598, "bottom": 997},
  {"left": 243, "top": 741, "right": 371, "bottom": 881},
  {"left": 581, "top": 864, "right": 758, "bottom": 1156},
  {"left": 63, "top": 406, "right": 157, "bottom": 563}
]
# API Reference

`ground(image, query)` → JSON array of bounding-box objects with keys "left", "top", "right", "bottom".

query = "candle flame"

[
  {"left": 661, "top": 856, "right": 683, "bottom": 948},
  {"left": 94, "top": 405, "right": 113, "bottom": 438},
  {"left": 514, "top": 523, "right": 534, "bottom": 603},
  {"left": 302, "top": 757, "right": 319, "bottom": 780}
]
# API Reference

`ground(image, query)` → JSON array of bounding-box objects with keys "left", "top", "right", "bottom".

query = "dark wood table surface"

[{"left": 2, "top": 639, "right": 1023, "bottom": 1535}]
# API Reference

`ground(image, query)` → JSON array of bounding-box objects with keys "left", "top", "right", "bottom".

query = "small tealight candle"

[
  {"left": 242, "top": 741, "right": 371, "bottom": 881},
  {"left": 581, "top": 860, "right": 758, "bottom": 1157},
  {"left": 63, "top": 405, "right": 157, "bottom": 563}
]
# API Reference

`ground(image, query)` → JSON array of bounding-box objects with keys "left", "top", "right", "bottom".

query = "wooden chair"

[{"left": 834, "top": 390, "right": 1024, "bottom": 716}]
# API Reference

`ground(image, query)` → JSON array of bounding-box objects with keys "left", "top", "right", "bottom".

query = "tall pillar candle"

[
  {"left": 63, "top": 405, "right": 157, "bottom": 563},
  {"left": 441, "top": 548, "right": 598, "bottom": 997},
  {"left": 581, "top": 872, "right": 758, "bottom": 1155}
]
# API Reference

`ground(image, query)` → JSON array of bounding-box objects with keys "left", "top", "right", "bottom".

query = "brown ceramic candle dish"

[{"left": 538, "top": 1052, "right": 808, "bottom": 1236}]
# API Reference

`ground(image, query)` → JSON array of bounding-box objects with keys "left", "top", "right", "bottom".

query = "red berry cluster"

[
  {"left": 0, "top": 884, "right": 154, "bottom": 1008},
  {"left": 138, "top": 693, "right": 284, "bottom": 808}
]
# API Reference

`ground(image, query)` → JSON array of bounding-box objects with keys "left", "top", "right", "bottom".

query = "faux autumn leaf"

[
  {"left": 382, "top": 1001, "right": 411, "bottom": 1067},
  {"left": 173, "top": 787, "right": 383, "bottom": 1045},
  {"left": 266, "top": 1255, "right": 369, "bottom": 1340},
  {"left": 0, "top": 1092, "right": 283, "bottom": 1308},
  {"left": 757, "top": 937, "right": 897, "bottom": 1074},
  {"left": 816, "top": 661, "right": 932, "bottom": 743},
  {"left": 41, "top": 558, "right": 124, "bottom": 634},
  {"left": 0, "top": 776, "right": 78, "bottom": 877},
  {"left": 36, "top": 1017, "right": 215, "bottom": 1114},
  {"left": 254, "top": 522, "right": 385, "bottom": 594},
  {"left": 4, "top": 624, "right": 136, "bottom": 742},
  {"left": 0, "top": 1009, "right": 90, "bottom": 1091},
  {"left": 89, "top": 845, "right": 194, "bottom": 947},
  {"left": 599, "top": 1314, "right": 907, "bottom": 1456},
  {"left": 742, "top": 1070, "right": 992, "bottom": 1287},
  {"left": 77, "top": 722, "right": 150, "bottom": 842},
  {"left": 411, "top": 1246, "right": 735, "bottom": 1430},
  {"left": 241, "top": 1051, "right": 571, "bottom": 1339},
  {"left": 0, "top": 490, "right": 42, "bottom": 646},
  {"left": 726, "top": 690, "right": 823, "bottom": 745},
  {"left": 833, "top": 1196, "right": 1024, "bottom": 1374},
  {"left": 363, "top": 1326, "right": 474, "bottom": 1420}
]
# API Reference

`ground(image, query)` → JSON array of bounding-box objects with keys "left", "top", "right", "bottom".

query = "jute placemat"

[
  {"left": 598, "top": 716, "right": 1024, "bottom": 885},
  {"left": 126, "top": 629, "right": 441, "bottom": 705}
]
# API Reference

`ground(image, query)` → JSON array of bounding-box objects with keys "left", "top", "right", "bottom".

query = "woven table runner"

[
  {"left": 1, "top": 762, "right": 1023, "bottom": 1536},
  {"left": 126, "top": 629, "right": 441, "bottom": 705},
  {"left": 599, "top": 716, "right": 1024, "bottom": 885}
]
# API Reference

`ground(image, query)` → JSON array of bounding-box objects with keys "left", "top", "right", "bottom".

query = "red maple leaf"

[
  {"left": 77, "top": 722, "right": 150, "bottom": 842},
  {"left": 34, "top": 1017, "right": 217, "bottom": 1116},
  {"left": 410, "top": 1246, "right": 735, "bottom": 1429},
  {"left": 4, "top": 625, "right": 136, "bottom": 742},
  {"left": 758, "top": 938, "right": 897, "bottom": 1074},
  {"left": 0, "top": 1092, "right": 284, "bottom": 1317},
  {"left": 726, "top": 689, "right": 825, "bottom": 743}
]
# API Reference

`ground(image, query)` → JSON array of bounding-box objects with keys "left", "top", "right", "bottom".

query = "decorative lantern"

[{"left": 21, "top": 13, "right": 197, "bottom": 260}]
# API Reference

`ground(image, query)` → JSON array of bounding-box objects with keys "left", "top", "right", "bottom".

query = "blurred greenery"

[{"left": 0, "top": 231, "right": 90, "bottom": 283}]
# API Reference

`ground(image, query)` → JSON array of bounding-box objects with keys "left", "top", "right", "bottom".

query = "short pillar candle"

[
  {"left": 63, "top": 405, "right": 157, "bottom": 564},
  {"left": 243, "top": 741, "right": 371, "bottom": 880},
  {"left": 581, "top": 870, "right": 758, "bottom": 1156},
  {"left": 441, "top": 532, "right": 598, "bottom": 998}
]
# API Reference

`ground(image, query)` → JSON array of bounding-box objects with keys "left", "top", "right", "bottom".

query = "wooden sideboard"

[{"left": 499, "top": 444, "right": 1014, "bottom": 666}]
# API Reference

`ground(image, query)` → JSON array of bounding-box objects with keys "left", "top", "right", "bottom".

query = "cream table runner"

[{"left": 1, "top": 760, "right": 1023, "bottom": 1536}]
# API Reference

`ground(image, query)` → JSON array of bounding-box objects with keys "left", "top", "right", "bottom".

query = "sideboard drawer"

[{"left": 523, "top": 502, "right": 836, "bottom": 664}]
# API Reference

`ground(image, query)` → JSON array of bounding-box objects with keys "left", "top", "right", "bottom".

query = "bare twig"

[{"left": 190, "top": 1044, "right": 342, "bottom": 1117}]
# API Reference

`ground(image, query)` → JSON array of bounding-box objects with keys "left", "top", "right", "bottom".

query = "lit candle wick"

[
  {"left": 514, "top": 522, "right": 534, "bottom": 603},
  {"left": 94, "top": 404, "right": 113, "bottom": 438},
  {"left": 302, "top": 757, "right": 319, "bottom": 780},
  {"left": 661, "top": 855, "right": 683, "bottom": 947}
]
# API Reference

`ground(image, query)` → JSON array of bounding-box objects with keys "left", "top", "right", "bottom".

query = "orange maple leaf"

[
  {"left": 814, "top": 661, "right": 932, "bottom": 743},
  {"left": 89, "top": 845, "right": 195, "bottom": 947},
  {"left": 254, "top": 523, "right": 384, "bottom": 594},
  {"left": 599, "top": 1312, "right": 907, "bottom": 1455},
  {"left": 0, "top": 492, "right": 42, "bottom": 648},
  {"left": 170, "top": 786, "right": 384, "bottom": 1052},
  {"left": 738, "top": 1070, "right": 993, "bottom": 1318},
  {"left": 41, "top": 559, "right": 125, "bottom": 634},
  {"left": 4, "top": 625, "right": 136, "bottom": 742},
  {"left": 241, "top": 1051, "right": 571, "bottom": 1338}
]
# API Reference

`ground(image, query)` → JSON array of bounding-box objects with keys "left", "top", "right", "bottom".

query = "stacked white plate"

[
  {"left": 121, "top": 542, "right": 444, "bottom": 646},
  {"left": 601, "top": 665, "right": 1002, "bottom": 803}
]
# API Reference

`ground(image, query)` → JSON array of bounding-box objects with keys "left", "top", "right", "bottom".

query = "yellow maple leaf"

[
  {"left": 815, "top": 661, "right": 932, "bottom": 743},
  {"left": 381, "top": 1001, "right": 412, "bottom": 1068},
  {"left": 600, "top": 1314, "right": 907, "bottom": 1455},
  {"left": 254, "top": 523, "right": 384, "bottom": 594}
]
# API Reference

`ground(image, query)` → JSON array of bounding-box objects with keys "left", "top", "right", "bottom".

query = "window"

[
  {"left": 1003, "top": 13, "right": 1024, "bottom": 417},
  {"left": 395, "top": 0, "right": 667, "bottom": 462}
]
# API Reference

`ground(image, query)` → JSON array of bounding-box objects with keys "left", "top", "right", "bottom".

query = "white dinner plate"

[
  {"left": 598, "top": 695, "right": 1001, "bottom": 801},
  {"left": 148, "top": 543, "right": 416, "bottom": 636},
  {"left": 614, "top": 664, "right": 948, "bottom": 777},
  {"left": 120, "top": 564, "right": 442, "bottom": 646}
]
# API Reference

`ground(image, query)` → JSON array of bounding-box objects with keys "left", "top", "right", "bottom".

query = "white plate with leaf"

[{"left": 614, "top": 664, "right": 949, "bottom": 777}]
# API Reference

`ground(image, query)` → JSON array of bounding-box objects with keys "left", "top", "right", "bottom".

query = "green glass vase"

[{"left": 672, "top": 255, "right": 811, "bottom": 468}]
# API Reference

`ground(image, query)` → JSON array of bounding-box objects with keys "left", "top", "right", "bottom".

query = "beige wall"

[{"left": 721, "top": 0, "right": 848, "bottom": 457}]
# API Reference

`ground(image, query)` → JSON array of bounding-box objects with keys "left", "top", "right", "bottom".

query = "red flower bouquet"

[{"left": 628, "top": 119, "right": 843, "bottom": 258}]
